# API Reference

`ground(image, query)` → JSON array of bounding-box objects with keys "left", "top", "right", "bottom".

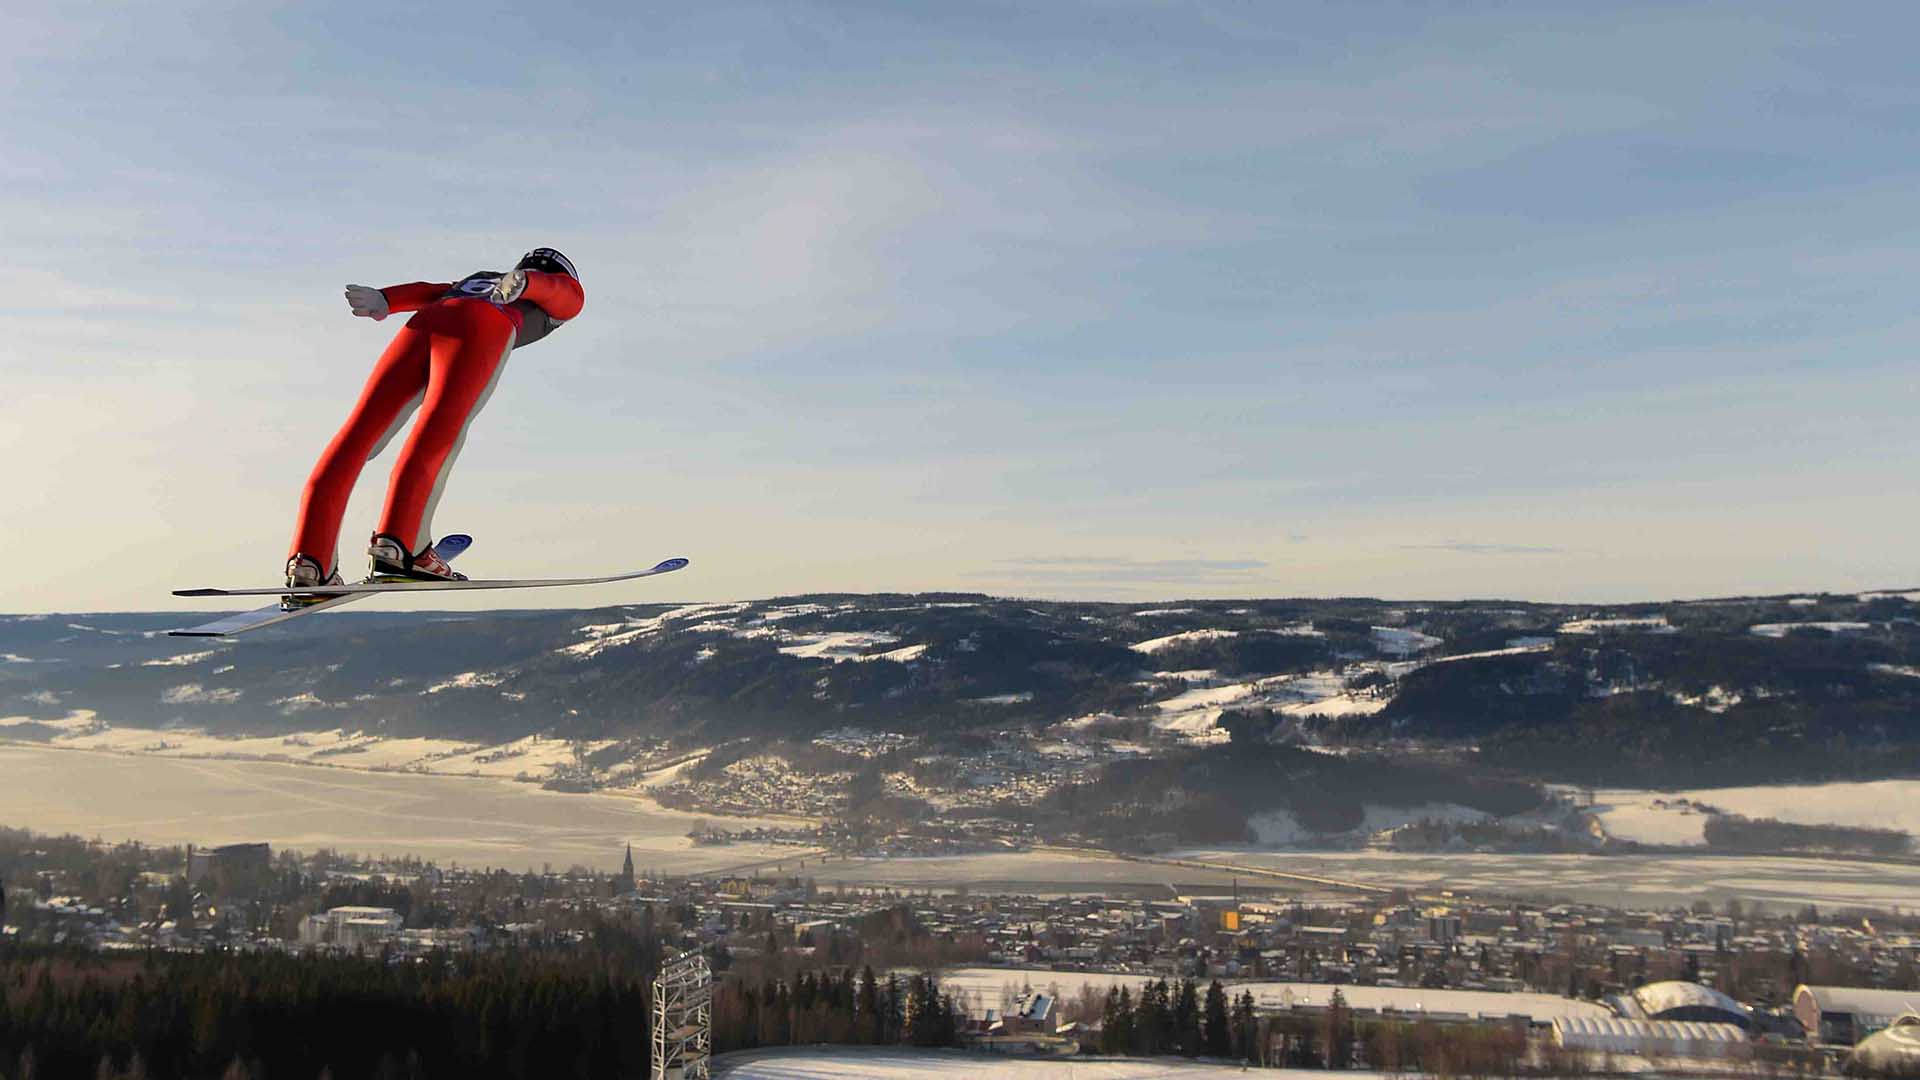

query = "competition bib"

[{"left": 445, "top": 272, "right": 507, "bottom": 303}]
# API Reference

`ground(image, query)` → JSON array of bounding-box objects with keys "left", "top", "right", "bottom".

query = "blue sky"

[{"left": 3, "top": 1, "right": 1917, "bottom": 611}]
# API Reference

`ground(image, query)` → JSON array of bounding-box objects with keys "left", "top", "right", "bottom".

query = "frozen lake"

[
  {"left": 807, "top": 846, "right": 1920, "bottom": 912},
  {"left": 5, "top": 742, "right": 1917, "bottom": 911},
  {"left": 0, "top": 743, "right": 809, "bottom": 875}
]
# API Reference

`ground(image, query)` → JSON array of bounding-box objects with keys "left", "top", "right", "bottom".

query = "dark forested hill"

[{"left": 3, "top": 588, "right": 1918, "bottom": 788}]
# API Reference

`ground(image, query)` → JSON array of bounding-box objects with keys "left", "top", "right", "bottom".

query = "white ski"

[
  {"left": 175, "top": 557, "right": 688, "bottom": 598},
  {"left": 170, "top": 590, "right": 372, "bottom": 638},
  {"left": 171, "top": 534, "right": 476, "bottom": 638}
]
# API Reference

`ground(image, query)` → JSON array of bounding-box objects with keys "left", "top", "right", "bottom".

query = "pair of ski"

[{"left": 170, "top": 535, "right": 689, "bottom": 637}]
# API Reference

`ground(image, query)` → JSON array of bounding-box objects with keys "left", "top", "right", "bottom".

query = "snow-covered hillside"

[
  {"left": 6, "top": 586, "right": 1920, "bottom": 829},
  {"left": 1590, "top": 781, "right": 1920, "bottom": 846}
]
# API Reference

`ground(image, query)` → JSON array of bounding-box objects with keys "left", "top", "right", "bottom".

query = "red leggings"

[{"left": 289, "top": 299, "right": 515, "bottom": 572}]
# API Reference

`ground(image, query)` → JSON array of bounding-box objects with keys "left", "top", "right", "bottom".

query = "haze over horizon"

[
  {"left": 6, "top": 2, "right": 1918, "bottom": 613},
  {"left": 10, "top": 579, "right": 1920, "bottom": 619}
]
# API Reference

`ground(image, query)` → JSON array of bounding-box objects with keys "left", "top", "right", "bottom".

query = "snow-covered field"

[
  {"left": 1748, "top": 621, "right": 1873, "bottom": 638},
  {"left": 799, "top": 844, "right": 1920, "bottom": 910},
  {"left": 937, "top": 968, "right": 1606, "bottom": 1024},
  {"left": 1557, "top": 616, "right": 1674, "bottom": 634},
  {"left": 0, "top": 742, "right": 808, "bottom": 874},
  {"left": 718, "top": 1047, "right": 1294, "bottom": 1078},
  {"left": 1129, "top": 625, "right": 1321, "bottom": 656},
  {"left": 1130, "top": 629, "right": 1237, "bottom": 655},
  {"left": 1137, "top": 632, "right": 1558, "bottom": 739},
  {"left": 1166, "top": 847, "right": 1920, "bottom": 912},
  {"left": 1148, "top": 670, "right": 1384, "bottom": 737},
  {"left": 1589, "top": 782, "right": 1920, "bottom": 846},
  {"left": 1247, "top": 803, "right": 1492, "bottom": 846},
  {"left": 0, "top": 710, "right": 607, "bottom": 782},
  {"left": 1369, "top": 626, "right": 1441, "bottom": 656},
  {"left": 559, "top": 602, "right": 749, "bottom": 658},
  {"left": 7, "top": 738, "right": 1916, "bottom": 910},
  {"left": 1425, "top": 641, "right": 1554, "bottom": 665},
  {"left": 558, "top": 601, "right": 933, "bottom": 663}
]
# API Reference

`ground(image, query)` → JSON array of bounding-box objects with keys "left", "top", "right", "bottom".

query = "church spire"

[{"left": 615, "top": 843, "right": 636, "bottom": 895}]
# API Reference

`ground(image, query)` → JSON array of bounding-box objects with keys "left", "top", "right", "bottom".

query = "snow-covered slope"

[{"left": 7, "top": 587, "right": 1920, "bottom": 794}]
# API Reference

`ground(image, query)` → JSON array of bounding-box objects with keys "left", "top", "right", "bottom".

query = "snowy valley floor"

[
  {"left": 715, "top": 1047, "right": 1312, "bottom": 1078},
  {"left": 1586, "top": 780, "right": 1920, "bottom": 845},
  {"left": 4, "top": 741, "right": 1920, "bottom": 911},
  {"left": 0, "top": 742, "right": 810, "bottom": 876}
]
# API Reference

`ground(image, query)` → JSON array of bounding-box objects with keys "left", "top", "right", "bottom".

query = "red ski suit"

[{"left": 288, "top": 271, "right": 585, "bottom": 572}]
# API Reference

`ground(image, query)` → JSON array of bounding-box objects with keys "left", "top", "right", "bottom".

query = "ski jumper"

[{"left": 288, "top": 270, "right": 585, "bottom": 573}]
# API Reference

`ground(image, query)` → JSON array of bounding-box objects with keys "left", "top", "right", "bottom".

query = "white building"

[
  {"left": 1552, "top": 1016, "right": 1747, "bottom": 1060},
  {"left": 1795, "top": 984, "right": 1920, "bottom": 1045},
  {"left": 298, "top": 905, "right": 404, "bottom": 950},
  {"left": 1852, "top": 1012, "right": 1920, "bottom": 1074},
  {"left": 1628, "top": 980, "right": 1752, "bottom": 1028}
]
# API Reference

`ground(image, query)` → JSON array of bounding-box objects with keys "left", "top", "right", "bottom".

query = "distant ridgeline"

[{"left": 2, "top": 589, "right": 1918, "bottom": 795}]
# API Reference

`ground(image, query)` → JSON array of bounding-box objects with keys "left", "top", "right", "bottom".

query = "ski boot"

[
  {"left": 283, "top": 554, "right": 344, "bottom": 610},
  {"left": 367, "top": 532, "right": 468, "bottom": 583}
]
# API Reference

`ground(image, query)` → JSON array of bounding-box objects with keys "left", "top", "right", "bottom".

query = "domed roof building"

[
  {"left": 1553, "top": 1016, "right": 1746, "bottom": 1061},
  {"left": 1851, "top": 1012, "right": 1920, "bottom": 1075},
  {"left": 1631, "top": 981, "right": 1752, "bottom": 1029},
  {"left": 1796, "top": 985, "right": 1920, "bottom": 1046}
]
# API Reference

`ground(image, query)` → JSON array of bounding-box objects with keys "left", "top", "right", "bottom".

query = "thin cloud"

[
  {"left": 980, "top": 556, "right": 1270, "bottom": 585},
  {"left": 1400, "top": 541, "right": 1573, "bottom": 556}
]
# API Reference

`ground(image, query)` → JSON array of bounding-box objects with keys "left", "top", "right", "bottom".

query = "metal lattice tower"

[{"left": 651, "top": 948, "right": 712, "bottom": 1080}]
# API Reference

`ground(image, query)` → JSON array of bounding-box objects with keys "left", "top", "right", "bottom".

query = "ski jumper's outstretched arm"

[
  {"left": 379, "top": 281, "right": 455, "bottom": 314},
  {"left": 377, "top": 272, "right": 582, "bottom": 321}
]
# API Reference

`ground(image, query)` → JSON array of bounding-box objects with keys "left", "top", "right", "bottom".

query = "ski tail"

[
  {"left": 174, "top": 554, "right": 688, "bottom": 598},
  {"left": 168, "top": 534, "right": 476, "bottom": 637}
]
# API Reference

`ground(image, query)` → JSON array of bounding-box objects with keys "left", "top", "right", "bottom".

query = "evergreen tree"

[
  {"left": 1231, "top": 989, "right": 1258, "bottom": 1062},
  {"left": 162, "top": 876, "right": 193, "bottom": 929},
  {"left": 740, "top": 984, "right": 762, "bottom": 1050},
  {"left": 1133, "top": 978, "right": 1170, "bottom": 1056},
  {"left": 1112, "top": 985, "right": 1136, "bottom": 1057},
  {"left": 1128, "top": 982, "right": 1151, "bottom": 1056},
  {"left": 1323, "top": 987, "right": 1354, "bottom": 1069},
  {"left": 1173, "top": 977, "right": 1201, "bottom": 1056},
  {"left": 906, "top": 975, "right": 947, "bottom": 1047},
  {"left": 1202, "top": 979, "right": 1231, "bottom": 1057},
  {"left": 1099, "top": 988, "right": 1121, "bottom": 1054},
  {"left": 857, "top": 966, "right": 881, "bottom": 1044},
  {"left": 883, "top": 974, "right": 905, "bottom": 1044},
  {"left": 937, "top": 991, "right": 961, "bottom": 1046},
  {"left": 1153, "top": 978, "right": 1175, "bottom": 1054}
]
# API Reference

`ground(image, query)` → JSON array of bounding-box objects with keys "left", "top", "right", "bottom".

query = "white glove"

[
  {"left": 489, "top": 269, "right": 528, "bottom": 305},
  {"left": 344, "top": 284, "right": 389, "bottom": 321}
]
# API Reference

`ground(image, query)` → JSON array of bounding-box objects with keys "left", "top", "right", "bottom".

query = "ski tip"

[
  {"left": 653, "top": 557, "right": 690, "bottom": 573},
  {"left": 173, "top": 588, "right": 230, "bottom": 597},
  {"left": 168, "top": 629, "right": 227, "bottom": 638}
]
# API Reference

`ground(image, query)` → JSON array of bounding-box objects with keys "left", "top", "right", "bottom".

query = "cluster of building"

[
  {"left": 657, "top": 736, "right": 1133, "bottom": 826},
  {"left": 641, "top": 878, "right": 1920, "bottom": 1070},
  {"left": 8, "top": 836, "right": 1920, "bottom": 1073}
]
